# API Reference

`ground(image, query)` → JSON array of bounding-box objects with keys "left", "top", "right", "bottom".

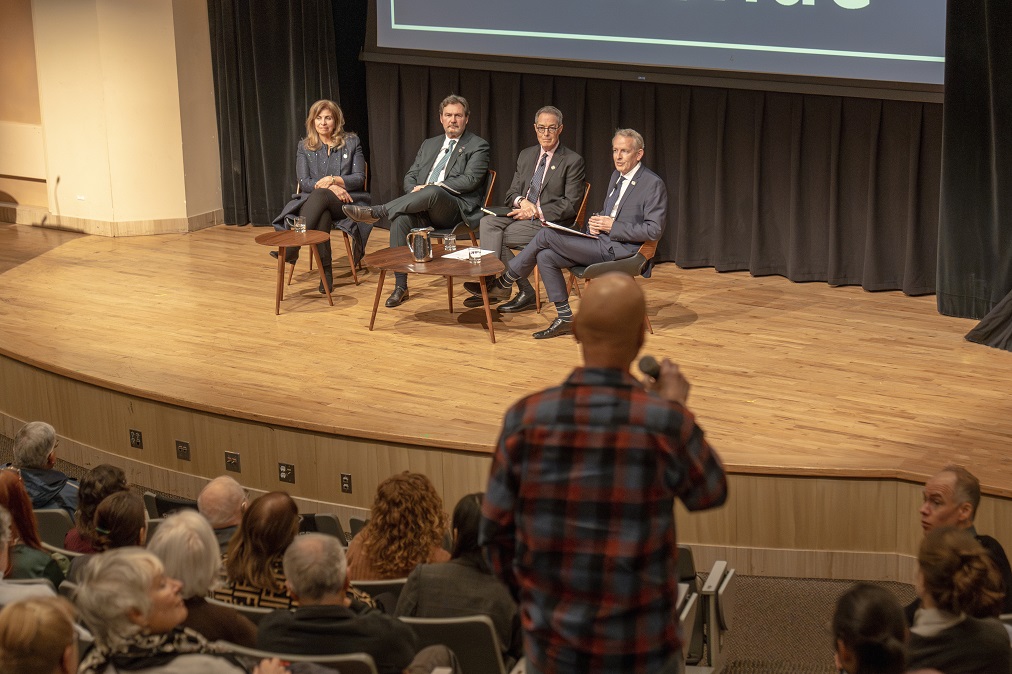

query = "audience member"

[
  {"left": 480, "top": 274, "right": 727, "bottom": 674},
  {"left": 147, "top": 509, "right": 257, "bottom": 647},
  {"left": 64, "top": 464, "right": 128, "bottom": 554},
  {"left": 0, "top": 506, "right": 56, "bottom": 605},
  {"left": 343, "top": 94, "right": 490, "bottom": 307},
  {"left": 346, "top": 472, "right": 450, "bottom": 580},
  {"left": 258, "top": 533, "right": 459, "bottom": 674},
  {"left": 908, "top": 464, "right": 1012, "bottom": 621},
  {"left": 68, "top": 490, "right": 147, "bottom": 582},
  {"left": 75, "top": 547, "right": 287, "bottom": 674},
  {"left": 831, "top": 583, "right": 907, "bottom": 674},
  {"left": 906, "top": 527, "right": 1011, "bottom": 674},
  {"left": 10, "top": 421, "right": 78, "bottom": 516},
  {"left": 197, "top": 475, "right": 247, "bottom": 554},
  {"left": 396, "top": 492, "right": 522, "bottom": 667},
  {"left": 213, "top": 491, "right": 300, "bottom": 609},
  {"left": 0, "top": 596, "right": 77, "bottom": 674},
  {"left": 0, "top": 469, "right": 64, "bottom": 588}
]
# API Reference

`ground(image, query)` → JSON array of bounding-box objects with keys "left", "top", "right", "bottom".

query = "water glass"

[
  {"left": 293, "top": 216, "right": 307, "bottom": 233},
  {"left": 468, "top": 247, "right": 482, "bottom": 264},
  {"left": 443, "top": 234, "right": 456, "bottom": 251}
]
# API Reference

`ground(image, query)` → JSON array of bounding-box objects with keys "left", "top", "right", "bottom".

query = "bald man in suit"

[
  {"left": 463, "top": 106, "right": 585, "bottom": 309},
  {"left": 487, "top": 129, "right": 666, "bottom": 339},
  {"left": 344, "top": 94, "right": 490, "bottom": 307}
]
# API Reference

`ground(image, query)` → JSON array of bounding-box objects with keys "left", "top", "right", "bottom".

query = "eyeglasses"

[{"left": 534, "top": 125, "right": 560, "bottom": 135}]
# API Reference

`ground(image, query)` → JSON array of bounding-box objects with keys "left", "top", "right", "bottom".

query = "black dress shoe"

[
  {"left": 385, "top": 286, "right": 409, "bottom": 307},
  {"left": 533, "top": 317, "right": 573, "bottom": 339},
  {"left": 497, "top": 288, "right": 536, "bottom": 313},
  {"left": 319, "top": 266, "right": 333, "bottom": 294},
  {"left": 462, "top": 294, "right": 504, "bottom": 308},
  {"left": 343, "top": 204, "right": 380, "bottom": 225},
  {"left": 270, "top": 248, "right": 300, "bottom": 264}
]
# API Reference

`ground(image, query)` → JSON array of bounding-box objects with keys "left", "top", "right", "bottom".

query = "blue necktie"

[
  {"left": 602, "top": 176, "right": 625, "bottom": 216},
  {"left": 525, "top": 153, "right": 549, "bottom": 204},
  {"left": 427, "top": 140, "right": 457, "bottom": 183}
]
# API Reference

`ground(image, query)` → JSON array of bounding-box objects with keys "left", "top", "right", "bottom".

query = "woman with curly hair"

[
  {"left": 64, "top": 464, "right": 128, "bottom": 554},
  {"left": 211, "top": 491, "right": 300, "bottom": 609},
  {"left": 907, "top": 526, "right": 1010, "bottom": 674},
  {"left": 346, "top": 472, "right": 450, "bottom": 581}
]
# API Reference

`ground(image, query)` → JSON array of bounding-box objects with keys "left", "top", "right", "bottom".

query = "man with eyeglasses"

[
  {"left": 462, "top": 106, "right": 585, "bottom": 310},
  {"left": 9, "top": 421, "right": 78, "bottom": 517}
]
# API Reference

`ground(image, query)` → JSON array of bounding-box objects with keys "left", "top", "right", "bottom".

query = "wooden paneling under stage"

[{"left": 1, "top": 222, "right": 1011, "bottom": 580}]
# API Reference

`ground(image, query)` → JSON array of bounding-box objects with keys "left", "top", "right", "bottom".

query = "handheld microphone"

[{"left": 638, "top": 355, "right": 660, "bottom": 379}]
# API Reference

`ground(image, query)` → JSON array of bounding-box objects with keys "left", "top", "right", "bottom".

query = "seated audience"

[
  {"left": 0, "top": 596, "right": 77, "bottom": 674},
  {"left": 64, "top": 464, "right": 128, "bottom": 554},
  {"left": 0, "top": 469, "right": 64, "bottom": 588},
  {"left": 9, "top": 421, "right": 78, "bottom": 517},
  {"left": 396, "top": 492, "right": 522, "bottom": 666},
  {"left": 831, "top": 583, "right": 907, "bottom": 674},
  {"left": 75, "top": 547, "right": 287, "bottom": 674},
  {"left": 0, "top": 506, "right": 56, "bottom": 605},
  {"left": 347, "top": 472, "right": 450, "bottom": 580},
  {"left": 147, "top": 509, "right": 257, "bottom": 647},
  {"left": 212, "top": 491, "right": 300, "bottom": 609},
  {"left": 909, "top": 464, "right": 1012, "bottom": 621},
  {"left": 68, "top": 490, "right": 147, "bottom": 582},
  {"left": 258, "top": 533, "right": 459, "bottom": 674},
  {"left": 906, "top": 527, "right": 1011, "bottom": 674},
  {"left": 197, "top": 475, "right": 247, "bottom": 554}
]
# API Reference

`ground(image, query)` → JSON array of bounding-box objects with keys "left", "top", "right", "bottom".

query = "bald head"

[
  {"left": 573, "top": 273, "right": 647, "bottom": 369},
  {"left": 197, "top": 476, "right": 246, "bottom": 529}
]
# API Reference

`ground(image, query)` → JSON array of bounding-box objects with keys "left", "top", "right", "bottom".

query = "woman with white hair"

[
  {"left": 147, "top": 509, "right": 257, "bottom": 647},
  {"left": 75, "top": 547, "right": 287, "bottom": 674}
]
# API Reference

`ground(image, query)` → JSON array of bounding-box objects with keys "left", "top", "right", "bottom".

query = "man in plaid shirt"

[{"left": 480, "top": 273, "right": 727, "bottom": 674}]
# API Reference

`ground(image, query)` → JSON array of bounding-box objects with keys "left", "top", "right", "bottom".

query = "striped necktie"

[
  {"left": 525, "top": 153, "right": 549, "bottom": 204},
  {"left": 427, "top": 140, "right": 457, "bottom": 182}
]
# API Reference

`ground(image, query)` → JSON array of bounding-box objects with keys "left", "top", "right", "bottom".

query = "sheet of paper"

[{"left": 441, "top": 248, "right": 495, "bottom": 260}]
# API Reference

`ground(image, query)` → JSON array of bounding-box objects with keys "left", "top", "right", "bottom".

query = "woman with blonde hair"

[
  {"left": 347, "top": 472, "right": 450, "bottom": 580},
  {"left": 906, "top": 526, "right": 1010, "bottom": 674},
  {"left": 0, "top": 596, "right": 77, "bottom": 674},
  {"left": 271, "top": 99, "right": 370, "bottom": 292}
]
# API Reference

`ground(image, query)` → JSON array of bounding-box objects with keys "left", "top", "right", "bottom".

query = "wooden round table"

[
  {"left": 361, "top": 245, "right": 506, "bottom": 343},
  {"left": 254, "top": 230, "right": 334, "bottom": 315}
]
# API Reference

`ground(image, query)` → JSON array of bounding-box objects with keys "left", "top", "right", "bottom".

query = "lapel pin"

[
  {"left": 631, "top": 180, "right": 637, "bottom": 186},
  {"left": 551, "top": 165, "right": 556, "bottom": 170}
]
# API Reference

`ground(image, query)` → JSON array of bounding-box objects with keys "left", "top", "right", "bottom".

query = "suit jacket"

[
  {"left": 403, "top": 130, "right": 490, "bottom": 227},
  {"left": 504, "top": 144, "right": 586, "bottom": 227},
  {"left": 600, "top": 165, "right": 667, "bottom": 275},
  {"left": 271, "top": 135, "right": 370, "bottom": 228}
]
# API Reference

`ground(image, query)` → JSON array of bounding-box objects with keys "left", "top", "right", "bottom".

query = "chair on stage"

[
  {"left": 214, "top": 641, "right": 379, "bottom": 673},
  {"left": 292, "top": 163, "right": 372, "bottom": 286},
  {"left": 531, "top": 181, "right": 591, "bottom": 313},
  {"left": 434, "top": 169, "right": 496, "bottom": 247},
  {"left": 562, "top": 239, "right": 660, "bottom": 333}
]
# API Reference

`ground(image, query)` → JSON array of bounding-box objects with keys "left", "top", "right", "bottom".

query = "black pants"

[{"left": 300, "top": 188, "right": 348, "bottom": 267}]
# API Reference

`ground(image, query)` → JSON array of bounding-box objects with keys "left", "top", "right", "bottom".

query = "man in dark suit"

[
  {"left": 462, "top": 106, "right": 585, "bottom": 309},
  {"left": 344, "top": 94, "right": 490, "bottom": 307},
  {"left": 486, "top": 129, "right": 667, "bottom": 339}
]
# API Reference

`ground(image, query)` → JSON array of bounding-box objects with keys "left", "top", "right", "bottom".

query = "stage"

[{"left": 2, "top": 221, "right": 1011, "bottom": 580}]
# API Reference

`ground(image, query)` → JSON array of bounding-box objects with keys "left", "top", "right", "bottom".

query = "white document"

[{"left": 442, "top": 248, "right": 495, "bottom": 260}]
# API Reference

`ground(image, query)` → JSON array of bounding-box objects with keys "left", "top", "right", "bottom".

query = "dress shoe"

[
  {"left": 463, "top": 279, "right": 512, "bottom": 300},
  {"left": 533, "top": 317, "right": 573, "bottom": 339},
  {"left": 343, "top": 204, "right": 380, "bottom": 225},
  {"left": 270, "top": 248, "right": 300, "bottom": 264},
  {"left": 497, "top": 288, "right": 536, "bottom": 313},
  {"left": 462, "top": 294, "right": 504, "bottom": 308},
  {"left": 319, "top": 266, "right": 333, "bottom": 294},
  {"left": 385, "top": 286, "right": 409, "bottom": 307}
]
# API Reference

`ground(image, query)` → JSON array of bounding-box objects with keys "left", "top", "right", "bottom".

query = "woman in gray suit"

[{"left": 272, "top": 100, "right": 369, "bottom": 292}]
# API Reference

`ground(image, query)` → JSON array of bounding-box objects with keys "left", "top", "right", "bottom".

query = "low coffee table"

[
  {"left": 254, "top": 230, "right": 333, "bottom": 315},
  {"left": 361, "top": 245, "right": 505, "bottom": 343}
]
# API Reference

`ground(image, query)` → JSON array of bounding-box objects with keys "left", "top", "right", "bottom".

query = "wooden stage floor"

[{"left": 2, "top": 222, "right": 1012, "bottom": 496}]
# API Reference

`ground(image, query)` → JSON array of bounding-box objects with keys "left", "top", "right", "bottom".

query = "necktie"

[
  {"left": 427, "top": 140, "right": 457, "bottom": 183},
  {"left": 602, "top": 176, "right": 625, "bottom": 217},
  {"left": 525, "top": 153, "right": 549, "bottom": 204}
]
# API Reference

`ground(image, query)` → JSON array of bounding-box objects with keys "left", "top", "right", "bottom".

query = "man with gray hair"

[
  {"left": 257, "top": 533, "right": 457, "bottom": 674},
  {"left": 11, "top": 421, "right": 78, "bottom": 516},
  {"left": 197, "top": 475, "right": 247, "bottom": 553},
  {"left": 483, "top": 128, "right": 667, "bottom": 339},
  {"left": 463, "top": 105, "right": 586, "bottom": 309}
]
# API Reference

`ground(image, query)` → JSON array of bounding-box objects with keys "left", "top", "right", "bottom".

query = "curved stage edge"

[{"left": 4, "top": 223, "right": 1012, "bottom": 583}]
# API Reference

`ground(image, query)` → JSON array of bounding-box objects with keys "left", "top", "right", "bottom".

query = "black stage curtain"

[
  {"left": 207, "top": 0, "right": 343, "bottom": 226},
  {"left": 365, "top": 63, "right": 941, "bottom": 295},
  {"left": 937, "top": 1, "right": 1012, "bottom": 335}
]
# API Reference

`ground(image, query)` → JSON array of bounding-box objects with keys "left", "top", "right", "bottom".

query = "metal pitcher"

[{"left": 406, "top": 227, "right": 434, "bottom": 262}]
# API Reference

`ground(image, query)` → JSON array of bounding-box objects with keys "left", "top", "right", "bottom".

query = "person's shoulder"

[
  {"left": 556, "top": 144, "right": 584, "bottom": 162},
  {"left": 461, "top": 130, "right": 489, "bottom": 147}
]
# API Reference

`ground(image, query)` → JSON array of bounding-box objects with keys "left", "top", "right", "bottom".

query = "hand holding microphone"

[{"left": 638, "top": 355, "right": 691, "bottom": 406}]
